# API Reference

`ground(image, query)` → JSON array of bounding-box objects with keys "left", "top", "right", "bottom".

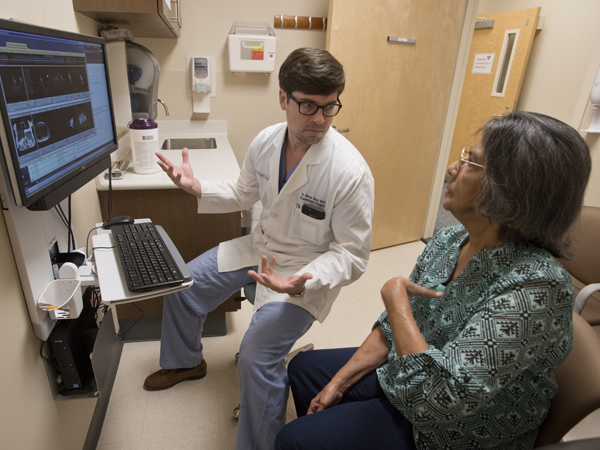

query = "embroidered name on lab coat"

[{"left": 300, "top": 192, "right": 326, "bottom": 208}]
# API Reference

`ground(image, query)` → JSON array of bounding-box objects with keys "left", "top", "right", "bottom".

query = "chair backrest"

[
  {"left": 560, "top": 206, "right": 600, "bottom": 286},
  {"left": 534, "top": 312, "right": 600, "bottom": 447}
]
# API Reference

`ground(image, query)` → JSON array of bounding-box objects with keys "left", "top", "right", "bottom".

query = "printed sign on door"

[{"left": 472, "top": 53, "right": 495, "bottom": 74}]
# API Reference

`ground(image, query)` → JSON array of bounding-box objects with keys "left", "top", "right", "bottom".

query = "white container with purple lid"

[{"left": 129, "top": 118, "right": 160, "bottom": 174}]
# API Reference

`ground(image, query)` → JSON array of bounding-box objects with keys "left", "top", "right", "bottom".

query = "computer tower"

[{"left": 48, "top": 288, "right": 97, "bottom": 392}]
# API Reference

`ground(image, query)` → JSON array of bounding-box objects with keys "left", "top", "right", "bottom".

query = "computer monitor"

[{"left": 0, "top": 19, "right": 117, "bottom": 211}]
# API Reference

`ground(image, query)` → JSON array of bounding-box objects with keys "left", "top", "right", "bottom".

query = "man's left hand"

[{"left": 248, "top": 255, "right": 313, "bottom": 296}]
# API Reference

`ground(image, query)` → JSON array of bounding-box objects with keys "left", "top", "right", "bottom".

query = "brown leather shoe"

[{"left": 143, "top": 359, "right": 207, "bottom": 391}]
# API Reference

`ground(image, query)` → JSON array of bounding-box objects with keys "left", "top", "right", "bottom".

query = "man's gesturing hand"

[
  {"left": 156, "top": 148, "right": 202, "bottom": 196},
  {"left": 248, "top": 255, "right": 313, "bottom": 296}
]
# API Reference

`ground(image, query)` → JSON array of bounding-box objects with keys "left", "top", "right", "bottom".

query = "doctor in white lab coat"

[
  {"left": 146, "top": 48, "right": 375, "bottom": 450},
  {"left": 202, "top": 119, "right": 374, "bottom": 323}
]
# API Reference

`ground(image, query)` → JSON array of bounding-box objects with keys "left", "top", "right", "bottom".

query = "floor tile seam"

[
  {"left": 96, "top": 438, "right": 144, "bottom": 449},
  {"left": 139, "top": 383, "right": 154, "bottom": 441},
  {"left": 215, "top": 388, "right": 226, "bottom": 450},
  {"left": 96, "top": 431, "right": 144, "bottom": 448}
]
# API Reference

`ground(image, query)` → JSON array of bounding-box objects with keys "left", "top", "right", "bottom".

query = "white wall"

[{"left": 478, "top": 0, "right": 600, "bottom": 207}]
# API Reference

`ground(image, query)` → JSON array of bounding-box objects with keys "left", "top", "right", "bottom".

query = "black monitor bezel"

[{"left": 0, "top": 18, "right": 118, "bottom": 211}]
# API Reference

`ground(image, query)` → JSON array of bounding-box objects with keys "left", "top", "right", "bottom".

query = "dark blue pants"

[{"left": 275, "top": 348, "right": 417, "bottom": 450}]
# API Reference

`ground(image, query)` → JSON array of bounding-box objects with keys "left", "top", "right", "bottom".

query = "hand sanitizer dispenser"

[{"left": 188, "top": 56, "right": 216, "bottom": 113}]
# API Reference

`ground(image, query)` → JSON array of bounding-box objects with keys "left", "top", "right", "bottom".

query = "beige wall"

[
  {"left": 0, "top": 1, "right": 329, "bottom": 449},
  {"left": 135, "top": 0, "right": 329, "bottom": 166},
  {"left": 0, "top": 4, "right": 103, "bottom": 450},
  {"left": 74, "top": 0, "right": 330, "bottom": 246},
  {"left": 478, "top": 0, "right": 600, "bottom": 207}
]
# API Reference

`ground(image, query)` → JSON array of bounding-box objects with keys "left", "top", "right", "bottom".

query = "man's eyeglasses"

[
  {"left": 458, "top": 147, "right": 485, "bottom": 169},
  {"left": 288, "top": 93, "right": 342, "bottom": 117}
]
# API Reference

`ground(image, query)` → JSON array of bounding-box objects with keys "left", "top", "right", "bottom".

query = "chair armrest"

[{"left": 574, "top": 283, "right": 600, "bottom": 314}]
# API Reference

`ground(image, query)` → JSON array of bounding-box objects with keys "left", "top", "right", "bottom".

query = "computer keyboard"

[{"left": 111, "top": 222, "right": 189, "bottom": 292}]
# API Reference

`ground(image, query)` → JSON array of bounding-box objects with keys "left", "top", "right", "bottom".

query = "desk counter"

[{"left": 95, "top": 120, "right": 241, "bottom": 191}]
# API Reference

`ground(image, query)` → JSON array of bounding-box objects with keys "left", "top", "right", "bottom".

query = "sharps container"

[{"left": 129, "top": 118, "right": 160, "bottom": 174}]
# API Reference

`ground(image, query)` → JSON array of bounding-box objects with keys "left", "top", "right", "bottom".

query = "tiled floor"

[{"left": 96, "top": 240, "right": 600, "bottom": 449}]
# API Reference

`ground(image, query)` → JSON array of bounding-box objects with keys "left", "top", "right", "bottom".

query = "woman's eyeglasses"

[{"left": 458, "top": 147, "right": 485, "bottom": 169}]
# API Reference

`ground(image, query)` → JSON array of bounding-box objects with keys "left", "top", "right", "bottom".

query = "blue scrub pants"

[
  {"left": 275, "top": 348, "right": 416, "bottom": 450},
  {"left": 160, "top": 245, "right": 316, "bottom": 450}
]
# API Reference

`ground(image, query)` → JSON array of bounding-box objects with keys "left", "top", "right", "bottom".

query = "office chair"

[
  {"left": 536, "top": 437, "right": 600, "bottom": 449},
  {"left": 232, "top": 282, "right": 314, "bottom": 419},
  {"left": 533, "top": 312, "right": 600, "bottom": 448},
  {"left": 559, "top": 206, "right": 600, "bottom": 325}
]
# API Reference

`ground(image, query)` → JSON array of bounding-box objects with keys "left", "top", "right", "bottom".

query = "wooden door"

[
  {"left": 448, "top": 7, "right": 540, "bottom": 165},
  {"left": 327, "top": 0, "right": 468, "bottom": 249}
]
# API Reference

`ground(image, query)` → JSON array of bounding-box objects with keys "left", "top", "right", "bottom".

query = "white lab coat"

[{"left": 198, "top": 122, "right": 374, "bottom": 322}]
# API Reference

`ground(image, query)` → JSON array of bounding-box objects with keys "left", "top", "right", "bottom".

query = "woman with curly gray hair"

[{"left": 275, "top": 112, "right": 592, "bottom": 450}]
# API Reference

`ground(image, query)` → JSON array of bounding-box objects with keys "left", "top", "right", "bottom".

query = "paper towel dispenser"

[
  {"left": 101, "top": 27, "right": 160, "bottom": 120},
  {"left": 126, "top": 41, "right": 160, "bottom": 120},
  {"left": 227, "top": 22, "right": 276, "bottom": 73}
]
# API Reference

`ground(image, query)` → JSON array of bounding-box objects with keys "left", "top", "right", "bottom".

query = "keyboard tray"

[{"left": 111, "top": 222, "right": 191, "bottom": 292}]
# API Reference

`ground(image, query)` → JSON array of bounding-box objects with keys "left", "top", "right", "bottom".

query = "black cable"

[
  {"left": 116, "top": 302, "right": 145, "bottom": 338},
  {"left": 67, "top": 195, "right": 73, "bottom": 253},
  {"left": 54, "top": 204, "right": 68, "bottom": 228},
  {"left": 90, "top": 286, "right": 102, "bottom": 322},
  {"left": 55, "top": 203, "right": 76, "bottom": 251},
  {"left": 85, "top": 225, "right": 103, "bottom": 261},
  {"left": 40, "top": 340, "right": 59, "bottom": 372},
  {"left": 107, "top": 163, "right": 113, "bottom": 220}
]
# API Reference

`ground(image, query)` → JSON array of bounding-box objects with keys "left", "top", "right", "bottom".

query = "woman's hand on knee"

[{"left": 307, "top": 384, "right": 343, "bottom": 415}]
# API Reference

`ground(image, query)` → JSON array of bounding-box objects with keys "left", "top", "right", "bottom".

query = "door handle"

[
  {"left": 492, "top": 114, "right": 505, "bottom": 117},
  {"left": 170, "top": 0, "right": 182, "bottom": 27},
  {"left": 332, "top": 125, "right": 350, "bottom": 133}
]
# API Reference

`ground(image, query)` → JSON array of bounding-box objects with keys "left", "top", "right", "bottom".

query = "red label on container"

[{"left": 251, "top": 50, "right": 264, "bottom": 60}]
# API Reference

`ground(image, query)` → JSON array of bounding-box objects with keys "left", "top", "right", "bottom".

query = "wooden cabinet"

[
  {"left": 98, "top": 188, "right": 242, "bottom": 321},
  {"left": 73, "top": 0, "right": 181, "bottom": 38}
]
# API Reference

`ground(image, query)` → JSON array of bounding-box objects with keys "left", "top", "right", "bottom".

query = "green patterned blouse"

[{"left": 375, "top": 225, "right": 574, "bottom": 450}]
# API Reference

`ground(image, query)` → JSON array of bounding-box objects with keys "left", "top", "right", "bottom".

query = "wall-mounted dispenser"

[
  {"left": 582, "top": 65, "right": 600, "bottom": 133},
  {"left": 228, "top": 22, "right": 276, "bottom": 73},
  {"left": 127, "top": 41, "right": 160, "bottom": 119},
  {"left": 101, "top": 27, "right": 161, "bottom": 121},
  {"left": 187, "top": 56, "right": 216, "bottom": 113}
]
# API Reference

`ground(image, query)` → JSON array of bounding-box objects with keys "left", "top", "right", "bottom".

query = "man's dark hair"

[
  {"left": 279, "top": 48, "right": 345, "bottom": 97},
  {"left": 475, "top": 111, "right": 592, "bottom": 258}
]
